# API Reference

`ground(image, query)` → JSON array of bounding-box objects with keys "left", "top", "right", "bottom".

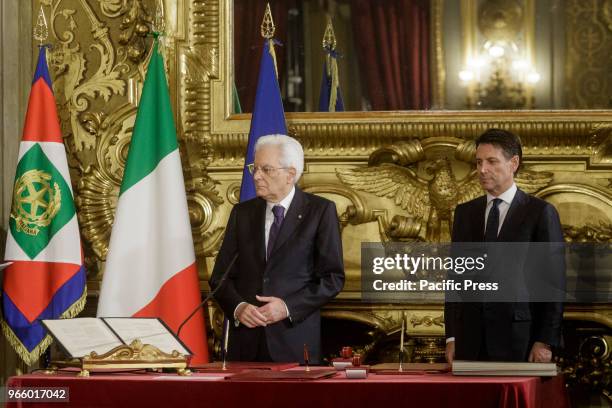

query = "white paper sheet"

[
  {"left": 42, "top": 317, "right": 123, "bottom": 358},
  {"left": 103, "top": 317, "right": 190, "bottom": 356}
]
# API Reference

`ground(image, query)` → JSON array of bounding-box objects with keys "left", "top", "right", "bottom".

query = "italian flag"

[{"left": 97, "top": 39, "right": 208, "bottom": 364}]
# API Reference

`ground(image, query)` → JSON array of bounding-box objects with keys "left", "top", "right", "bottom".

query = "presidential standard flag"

[
  {"left": 318, "top": 47, "right": 344, "bottom": 112},
  {"left": 239, "top": 36, "right": 288, "bottom": 201},
  {"left": 97, "top": 39, "right": 209, "bottom": 364},
  {"left": 2, "top": 46, "right": 86, "bottom": 365}
]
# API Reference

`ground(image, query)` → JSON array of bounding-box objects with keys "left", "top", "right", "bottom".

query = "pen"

[
  {"left": 399, "top": 312, "right": 405, "bottom": 372},
  {"left": 222, "top": 319, "right": 230, "bottom": 370},
  {"left": 304, "top": 343, "right": 310, "bottom": 372}
]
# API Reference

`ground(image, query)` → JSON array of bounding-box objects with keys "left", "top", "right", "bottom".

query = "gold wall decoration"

[
  {"left": 565, "top": 0, "right": 612, "bottom": 108},
  {"left": 477, "top": 0, "right": 524, "bottom": 41}
]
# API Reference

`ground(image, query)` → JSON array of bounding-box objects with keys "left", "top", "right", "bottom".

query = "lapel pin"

[{"left": 298, "top": 214, "right": 302, "bottom": 219}]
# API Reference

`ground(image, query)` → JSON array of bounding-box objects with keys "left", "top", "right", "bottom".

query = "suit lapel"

[
  {"left": 254, "top": 198, "right": 267, "bottom": 263},
  {"left": 269, "top": 187, "right": 308, "bottom": 258},
  {"left": 473, "top": 196, "right": 487, "bottom": 241},
  {"left": 498, "top": 189, "right": 528, "bottom": 241}
]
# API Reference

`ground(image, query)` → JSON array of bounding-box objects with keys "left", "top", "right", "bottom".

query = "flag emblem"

[
  {"left": 11, "top": 169, "right": 61, "bottom": 236},
  {"left": 9, "top": 143, "right": 75, "bottom": 258}
]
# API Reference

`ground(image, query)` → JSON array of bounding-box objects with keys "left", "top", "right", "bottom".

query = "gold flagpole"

[
  {"left": 33, "top": 5, "right": 49, "bottom": 46},
  {"left": 261, "top": 3, "right": 279, "bottom": 79},
  {"left": 322, "top": 16, "right": 339, "bottom": 112}
]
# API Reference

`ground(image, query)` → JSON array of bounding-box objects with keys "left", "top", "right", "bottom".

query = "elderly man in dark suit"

[
  {"left": 445, "top": 128, "right": 564, "bottom": 363},
  {"left": 210, "top": 134, "right": 344, "bottom": 364}
]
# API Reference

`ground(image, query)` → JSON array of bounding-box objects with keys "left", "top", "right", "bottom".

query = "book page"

[
  {"left": 103, "top": 318, "right": 190, "bottom": 356},
  {"left": 0, "top": 262, "right": 13, "bottom": 271},
  {"left": 42, "top": 317, "right": 123, "bottom": 358}
]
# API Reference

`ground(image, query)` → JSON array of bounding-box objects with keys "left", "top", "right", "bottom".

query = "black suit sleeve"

[
  {"left": 444, "top": 204, "right": 465, "bottom": 339},
  {"left": 209, "top": 206, "right": 244, "bottom": 319},
  {"left": 532, "top": 203, "right": 565, "bottom": 347},
  {"left": 283, "top": 201, "right": 345, "bottom": 324}
]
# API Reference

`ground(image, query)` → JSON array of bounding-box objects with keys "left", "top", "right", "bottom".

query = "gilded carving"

[
  {"left": 176, "top": 0, "right": 224, "bottom": 257},
  {"left": 605, "top": 0, "right": 612, "bottom": 31},
  {"left": 210, "top": 119, "right": 611, "bottom": 167},
  {"left": 336, "top": 137, "right": 554, "bottom": 242},
  {"left": 45, "top": 0, "right": 129, "bottom": 152},
  {"left": 115, "top": 0, "right": 152, "bottom": 63},
  {"left": 559, "top": 334, "right": 612, "bottom": 403},
  {"left": 76, "top": 104, "right": 137, "bottom": 264},
  {"left": 410, "top": 315, "right": 444, "bottom": 329},
  {"left": 564, "top": 223, "right": 612, "bottom": 243},
  {"left": 186, "top": 176, "right": 225, "bottom": 257}
]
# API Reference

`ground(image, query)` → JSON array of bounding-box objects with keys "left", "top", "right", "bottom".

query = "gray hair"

[{"left": 255, "top": 134, "right": 304, "bottom": 183}]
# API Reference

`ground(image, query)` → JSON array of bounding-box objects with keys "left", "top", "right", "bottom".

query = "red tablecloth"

[{"left": 5, "top": 370, "right": 569, "bottom": 408}]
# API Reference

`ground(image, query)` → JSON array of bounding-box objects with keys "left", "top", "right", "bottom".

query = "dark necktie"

[
  {"left": 267, "top": 205, "right": 285, "bottom": 259},
  {"left": 484, "top": 198, "right": 502, "bottom": 242}
]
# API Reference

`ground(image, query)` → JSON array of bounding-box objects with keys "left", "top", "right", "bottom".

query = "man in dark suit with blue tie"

[
  {"left": 445, "top": 129, "right": 564, "bottom": 363},
  {"left": 210, "top": 134, "right": 345, "bottom": 364}
]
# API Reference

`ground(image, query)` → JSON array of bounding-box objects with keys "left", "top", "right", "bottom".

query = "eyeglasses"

[{"left": 247, "top": 163, "right": 290, "bottom": 176}]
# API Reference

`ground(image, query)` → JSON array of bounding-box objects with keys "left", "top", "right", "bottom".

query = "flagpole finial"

[
  {"left": 322, "top": 15, "right": 336, "bottom": 51},
  {"left": 153, "top": 0, "right": 166, "bottom": 36},
  {"left": 34, "top": 5, "right": 49, "bottom": 46},
  {"left": 261, "top": 3, "right": 276, "bottom": 39}
]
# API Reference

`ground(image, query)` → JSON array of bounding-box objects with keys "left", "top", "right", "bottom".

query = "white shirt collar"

[
  {"left": 486, "top": 182, "right": 517, "bottom": 206},
  {"left": 266, "top": 185, "right": 296, "bottom": 212}
]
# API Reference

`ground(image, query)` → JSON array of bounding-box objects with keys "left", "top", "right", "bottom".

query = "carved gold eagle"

[{"left": 337, "top": 155, "right": 554, "bottom": 242}]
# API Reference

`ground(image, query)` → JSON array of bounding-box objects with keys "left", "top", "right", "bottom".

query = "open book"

[
  {"left": 42, "top": 317, "right": 191, "bottom": 359},
  {"left": 452, "top": 360, "right": 558, "bottom": 376}
]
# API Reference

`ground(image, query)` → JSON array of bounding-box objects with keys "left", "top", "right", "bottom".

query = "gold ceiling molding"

[{"left": 207, "top": 113, "right": 612, "bottom": 166}]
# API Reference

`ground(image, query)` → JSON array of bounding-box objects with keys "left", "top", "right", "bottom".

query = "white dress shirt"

[
  {"left": 484, "top": 183, "right": 517, "bottom": 236},
  {"left": 264, "top": 186, "right": 296, "bottom": 253}
]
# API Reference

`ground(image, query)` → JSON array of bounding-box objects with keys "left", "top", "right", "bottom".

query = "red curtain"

[
  {"left": 351, "top": 0, "right": 431, "bottom": 110},
  {"left": 234, "top": 0, "right": 292, "bottom": 113}
]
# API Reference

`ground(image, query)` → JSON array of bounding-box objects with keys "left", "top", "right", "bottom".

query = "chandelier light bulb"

[
  {"left": 459, "top": 70, "right": 475, "bottom": 82},
  {"left": 512, "top": 60, "right": 529, "bottom": 71},
  {"left": 467, "top": 57, "right": 485, "bottom": 68},
  {"left": 489, "top": 45, "right": 505, "bottom": 58},
  {"left": 527, "top": 71, "right": 541, "bottom": 83}
]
